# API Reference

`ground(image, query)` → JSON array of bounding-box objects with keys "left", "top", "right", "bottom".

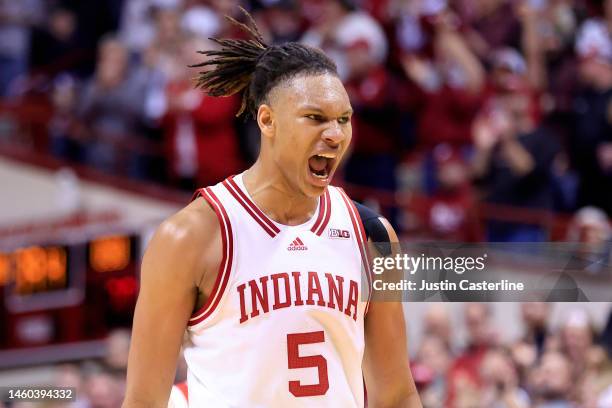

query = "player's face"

[{"left": 266, "top": 73, "right": 353, "bottom": 197}]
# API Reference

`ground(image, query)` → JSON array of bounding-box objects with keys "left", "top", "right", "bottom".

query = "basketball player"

[{"left": 123, "top": 9, "right": 421, "bottom": 408}]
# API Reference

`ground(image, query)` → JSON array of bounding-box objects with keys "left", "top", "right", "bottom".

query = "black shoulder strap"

[{"left": 353, "top": 200, "right": 392, "bottom": 256}]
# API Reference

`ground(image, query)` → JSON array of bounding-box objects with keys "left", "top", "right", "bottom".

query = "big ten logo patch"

[{"left": 328, "top": 229, "right": 351, "bottom": 239}]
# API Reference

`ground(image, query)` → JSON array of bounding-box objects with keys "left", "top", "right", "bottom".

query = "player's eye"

[
  {"left": 305, "top": 114, "right": 325, "bottom": 122},
  {"left": 338, "top": 116, "right": 350, "bottom": 125}
]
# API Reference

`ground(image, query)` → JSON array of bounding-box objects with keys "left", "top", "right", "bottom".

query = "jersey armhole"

[
  {"left": 188, "top": 188, "right": 234, "bottom": 327},
  {"left": 352, "top": 200, "right": 392, "bottom": 256}
]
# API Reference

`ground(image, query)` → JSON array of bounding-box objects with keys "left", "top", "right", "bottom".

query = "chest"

[{"left": 230, "top": 228, "right": 364, "bottom": 323}]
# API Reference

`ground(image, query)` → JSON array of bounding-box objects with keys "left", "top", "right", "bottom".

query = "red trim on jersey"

[
  {"left": 309, "top": 192, "right": 326, "bottom": 234},
  {"left": 176, "top": 381, "right": 188, "bottom": 401},
  {"left": 188, "top": 187, "right": 234, "bottom": 326},
  {"left": 190, "top": 188, "right": 205, "bottom": 202},
  {"left": 337, "top": 188, "right": 373, "bottom": 314},
  {"left": 311, "top": 189, "right": 332, "bottom": 236},
  {"left": 223, "top": 177, "right": 280, "bottom": 238}
]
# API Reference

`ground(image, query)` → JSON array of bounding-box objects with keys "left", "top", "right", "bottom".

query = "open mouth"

[{"left": 308, "top": 153, "right": 335, "bottom": 180}]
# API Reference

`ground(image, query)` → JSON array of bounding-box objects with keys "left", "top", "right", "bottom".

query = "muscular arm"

[
  {"left": 123, "top": 199, "right": 220, "bottom": 407},
  {"left": 362, "top": 218, "right": 422, "bottom": 408}
]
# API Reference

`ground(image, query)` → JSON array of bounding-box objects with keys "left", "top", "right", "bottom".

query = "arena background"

[{"left": 0, "top": 0, "right": 611, "bottom": 407}]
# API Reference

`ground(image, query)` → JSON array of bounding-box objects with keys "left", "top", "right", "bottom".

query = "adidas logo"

[{"left": 287, "top": 237, "right": 308, "bottom": 251}]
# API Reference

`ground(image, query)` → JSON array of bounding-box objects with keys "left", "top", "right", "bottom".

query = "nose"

[{"left": 321, "top": 121, "right": 345, "bottom": 146}]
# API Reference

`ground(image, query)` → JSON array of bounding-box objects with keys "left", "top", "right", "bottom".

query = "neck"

[{"left": 242, "top": 158, "right": 318, "bottom": 226}]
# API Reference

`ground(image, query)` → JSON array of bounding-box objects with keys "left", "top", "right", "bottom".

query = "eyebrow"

[{"left": 299, "top": 105, "right": 353, "bottom": 115}]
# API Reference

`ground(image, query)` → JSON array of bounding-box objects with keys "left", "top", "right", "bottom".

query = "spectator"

[
  {"left": 577, "top": 344, "right": 612, "bottom": 408},
  {"left": 0, "top": 0, "right": 45, "bottom": 96},
  {"left": 118, "top": 0, "right": 182, "bottom": 56},
  {"left": 78, "top": 35, "right": 151, "bottom": 178},
  {"left": 104, "top": 328, "right": 131, "bottom": 373},
  {"left": 524, "top": 0, "right": 578, "bottom": 113},
  {"left": 484, "top": 46, "right": 543, "bottom": 120},
  {"left": 530, "top": 351, "right": 576, "bottom": 408},
  {"left": 418, "top": 144, "right": 483, "bottom": 241},
  {"left": 471, "top": 76, "right": 560, "bottom": 242},
  {"left": 139, "top": 1, "right": 191, "bottom": 152},
  {"left": 520, "top": 302, "right": 551, "bottom": 355},
  {"left": 160, "top": 37, "right": 243, "bottom": 189},
  {"left": 52, "top": 1, "right": 122, "bottom": 78},
  {"left": 457, "top": 0, "right": 521, "bottom": 59},
  {"left": 342, "top": 36, "right": 403, "bottom": 201},
  {"left": 301, "top": 0, "right": 388, "bottom": 81},
  {"left": 400, "top": 4, "right": 485, "bottom": 148},
  {"left": 142, "top": 1, "right": 186, "bottom": 82},
  {"left": 510, "top": 340, "right": 538, "bottom": 389},
  {"left": 83, "top": 365, "right": 124, "bottom": 408},
  {"left": 479, "top": 348, "right": 531, "bottom": 408},
  {"left": 48, "top": 74, "right": 81, "bottom": 162},
  {"left": 570, "top": 18, "right": 612, "bottom": 215},
  {"left": 566, "top": 206, "right": 612, "bottom": 274},
  {"left": 560, "top": 308, "right": 595, "bottom": 377},
  {"left": 423, "top": 303, "right": 454, "bottom": 349},
  {"left": 181, "top": 0, "right": 222, "bottom": 40},
  {"left": 52, "top": 364, "right": 89, "bottom": 408},
  {"left": 509, "top": 303, "right": 551, "bottom": 387},
  {"left": 412, "top": 335, "right": 452, "bottom": 407},
  {"left": 253, "top": 0, "right": 303, "bottom": 44},
  {"left": 29, "top": 6, "right": 80, "bottom": 76},
  {"left": 446, "top": 303, "right": 497, "bottom": 407}
]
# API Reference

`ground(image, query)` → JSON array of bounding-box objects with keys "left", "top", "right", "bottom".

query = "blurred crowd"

[
  {"left": 1, "top": 304, "right": 612, "bottom": 407},
  {"left": 0, "top": 0, "right": 611, "bottom": 243},
  {"left": 411, "top": 303, "right": 612, "bottom": 408}
]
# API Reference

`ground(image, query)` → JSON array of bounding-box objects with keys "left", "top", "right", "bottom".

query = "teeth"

[
  {"left": 316, "top": 153, "right": 336, "bottom": 159},
  {"left": 312, "top": 173, "right": 328, "bottom": 179}
]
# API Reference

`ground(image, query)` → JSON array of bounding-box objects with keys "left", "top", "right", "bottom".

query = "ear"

[{"left": 256, "top": 104, "right": 275, "bottom": 139}]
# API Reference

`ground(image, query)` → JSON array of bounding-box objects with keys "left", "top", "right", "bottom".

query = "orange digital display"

[
  {"left": 0, "top": 252, "right": 10, "bottom": 286},
  {"left": 89, "top": 235, "right": 131, "bottom": 273},
  {"left": 12, "top": 246, "right": 68, "bottom": 295}
]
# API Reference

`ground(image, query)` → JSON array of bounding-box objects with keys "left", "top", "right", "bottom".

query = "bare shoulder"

[
  {"left": 143, "top": 197, "right": 221, "bottom": 290},
  {"left": 154, "top": 197, "right": 219, "bottom": 247}
]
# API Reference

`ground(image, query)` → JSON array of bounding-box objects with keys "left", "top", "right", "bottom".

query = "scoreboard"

[
  {"left": 1, "top": 245, "right": 69, "bottom": 296},
  {"left": 0, "top": 228, "right": 151, "bottom": 359}
]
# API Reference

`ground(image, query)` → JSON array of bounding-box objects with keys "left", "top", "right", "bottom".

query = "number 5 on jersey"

[{"left": 287, "top": 331, "right": 329, "bottom": 397}]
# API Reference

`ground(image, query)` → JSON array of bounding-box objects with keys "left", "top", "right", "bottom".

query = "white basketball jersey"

[
  {"left": 183, "top": 173, "right": 372, "bottom": 408},
  {"left": 168, "top": 382, "right": 189, "bottom": 408}
]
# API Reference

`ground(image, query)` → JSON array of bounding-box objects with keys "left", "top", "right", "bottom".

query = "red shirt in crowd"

[{"left": 162, "top": 81, "right": 243, "bottom": 187}]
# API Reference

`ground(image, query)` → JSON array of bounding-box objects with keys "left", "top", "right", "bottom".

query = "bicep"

[
  {"left": 363, "top": 301, "right": 412, "bottom": 390},
  {"left": 363, "top": 217, "right": 420, "bottom": 407},
  {"left": 124, "top": 222, "right": 202, "bottom": 406}
]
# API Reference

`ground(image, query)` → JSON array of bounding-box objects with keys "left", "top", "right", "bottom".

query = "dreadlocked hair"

[{"left": 191, "top": 7, "right": 338, "bottom": 118}]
